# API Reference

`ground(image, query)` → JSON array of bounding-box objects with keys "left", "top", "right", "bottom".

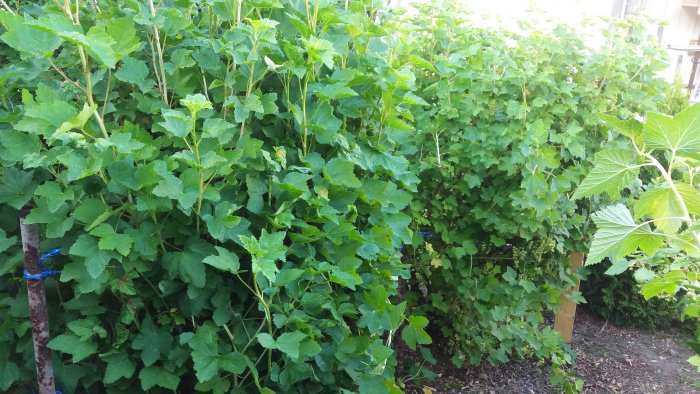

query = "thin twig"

[
  {"left": 148, "top": 0, "right": 169, "bottom": 105},
  {"left": 101, "top": 69, "right": 112, "bottom": 120},
  {"left": 147, "top": 34, "right": 164, "bottom": 94},
  {"left": 48, "top": 59, "right": 88, "bottom": 94},
  {"left": 60, "top": 0, "right": 109, "bottom": 139}
]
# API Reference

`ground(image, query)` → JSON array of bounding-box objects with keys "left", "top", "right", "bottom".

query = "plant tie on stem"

[{"left": 23, "top": 248, "right": 63, "bottom": 281}]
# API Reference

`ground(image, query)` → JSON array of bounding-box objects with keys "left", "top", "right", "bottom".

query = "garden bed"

[{"left": 399, "top": 310, "right": 700, "bottom": 393}]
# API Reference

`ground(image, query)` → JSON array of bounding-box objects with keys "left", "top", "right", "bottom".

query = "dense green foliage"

[
  {"left": 573, "top": 103, "right": 700, "bottom": 369},
  {"left": 0, "top": 1, "right": 429, "bottom": 392},
  {"left": 393, "top": 1, "right": 668, "bottom": 381},
  {"left": 581, "top": 263, "right": 681, "bottom": 329},
  {"left": 657, "top": 73, "right": 690, "bottom": 116},
  {"left": 580, "top": 76, "right": 689, "bottom": 331},
  {"left": 0, "top": 0, "right": 679, "bottom": 392}
]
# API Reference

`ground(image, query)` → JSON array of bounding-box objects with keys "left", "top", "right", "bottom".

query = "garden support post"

[
  {"left": 19, "top": 206, "right": 56, "bottom": 394},
  {"left": 554, "top": 252, "right": 584, "bottom": 344}
]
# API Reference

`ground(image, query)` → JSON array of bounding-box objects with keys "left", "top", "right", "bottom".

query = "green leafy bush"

[
  {"left": 581, "top": 262, "right": 681, "bottom": 329},
  {"left": 573, "top": 103, "right": 700, "bottom": 369},
  {"left": 393, "top": 0, "right": 668, "bottom": 380},
  {"left": 579, "top": 72, "right": 690, "bottom": 331},
  {"left": 0, "top": 1, "right": 428, "bottom": 392}
]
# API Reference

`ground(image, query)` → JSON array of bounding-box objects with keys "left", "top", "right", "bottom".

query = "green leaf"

[
  {"left": 202, "top": 201, "right": 244, "bottom": 242},
  {"left": 0, "top": 12, "right": 61, "bottom": 57},
  {"left": 407, "top": 54, "right": 437, "bottom": 72},
  {"left": 203, "top": 246, "right": 240, "bottom": 274},
  {"left": 604, "top": 258, "right": 631, "bottom": 275},
  {"left": 274, "top": 331, "right": 307, "bottom": 359},
  {"left": 218, "top": 352, "right": 247, "bottom": 375},
  {"left": 56, "top": 151, "right": 102, "bottom": 182},
  {"left": 153, "top": 174, "right": 197, "bottom": 210},
  {"left": 0, "top": 129, "right": 42, "bottom": 164},
  {"left": 159, "top": 109, "right": 192, "bottom": 138},
  {"left": 52, "top": 103, "right": 96, "bottom": 140},
  {"left": 689, "top": 355, "right": 700, "bottom": 372},
  {"left": 192, "top": 347, "right": 247, "bottom": 382},
  {"left": 23, "top": 198, "right": 74, "bottom": 238},
  {"left": 89, "top": 223, "right": 134, "bottom": 256},
  {"left": 256, "top": 331, "right": 307, "bottom": 359},
  {"left": 106, "top": 18, "right": 140, "bottom": 61},
  {"left": 329, "top": 269, "right": 363, "bottom": 290},
  {"left": 386, "top": 115, "right": 414, "bottom": 131},
  {"left": 643, "top": 104, "right": 700, "bottom": 155},
  {"left": 586, "top": 204, "right": 664, "bottom": 265},
  {"left": 315, "top": 83, "right": 358, "bottom": 100},
  {"left": 0, "top": 359, "right": 19, "bottom": 391},
  {"left": 0, "top": 229, "right": 15, "bottom": 254},
  {"left": 110, "top": 133, "right": 145, "bottom": 153},
  {"left": 241, "top": 230, "right": 286, "bottom": 282},
  {"left": 139, "top": 366, "right": 180, "bottom": 391},
  {"left": 642, "top": 270, "right": 685, "bottom": 299},
  {"left": 85, "top": 26, "right": 118, "bottom": 68},
  {"left": 60, "top": 261, "right": 110, "bottom": 294},
  {"left": 34, "top": 181, "right": 74, "bottom": 213},
  {"left": 102, "top": 353, "right": 136, "bottom": 384},
  {"left": 181, "top": 93, "right": 213, "bottom": 116},
  {"left": 302, "top": 36, "right": 337, "bottom": 69},
  {"left": 259, "top": 230, "right": 286, "bottom": 262},
  {"left": 634, "top": 186, "right": 684, "bottom": 234},
  {"left": 69, "top": 234, "right": 113, "bottom": 278},
  {"left": 308, "top": 102, "right": 342, "bottom": 144},
  {"left": 245, "top": 174, "right": 266, "bottom": 214},
  {"left": 132, "top": 315, "right": 174, "bottom": 366},
  {"left": 599, "top": 113, "right": 643, "bottom": 140},
  {"left": 401, "top": 315, "right": 432, "bottom": 350},
  {"left": 0, "top": 167, "right": 36, "bottom": 209},
  {"left": 252, "top": 256, "right": 277, "bottom": 283},
  {"left": 572, "top": 149, "right": 640, "bottom": 199},
  {"left": 48, "top": 333, "right": 97, "bottom": 362},
  {"left": 72, "top": 198, "right": 109, "bottom": 226},
  {"left": 244, "top": 94, "right": 265, "bottom": 113},
  {"left": 202, "top": 118, "right": 235, "bottom": 144},
  {"left": 403, "top": 91, "right": 429, "bottom": 106},
  {"left": 68, "top": 318, "right": 106, "bottom": 340},
  {"left": 679, "top": 183, "right": 700, "bottom": 216},
  {"left": 274, "top": 269, "right": 304, "bottom": 288},
  {"left": 634, "top": 267, "right": 655, "bottom": 282},
  {"left": 257, "top": 333, "right": 276, "bottom": 349},
  {"left": 114, "top": 57, "right": 154, "bottom": 92},
  {"left": 324, "top": 158, "right": 362, "bottom": 188}
]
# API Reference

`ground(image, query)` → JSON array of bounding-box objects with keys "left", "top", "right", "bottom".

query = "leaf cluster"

[
  {"left": 574, "top": 103, "right": 700, "bottom": 324},
  {"left": 0, "top": 1, "right": 427, "bottom": 393},
  {"left": 391, "top": 0, "right": 669, "bottom": 383}
]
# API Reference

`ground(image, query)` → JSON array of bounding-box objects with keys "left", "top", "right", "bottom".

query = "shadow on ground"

[{"left": 398, "top": 310, "right": 700, "bottom": 393}]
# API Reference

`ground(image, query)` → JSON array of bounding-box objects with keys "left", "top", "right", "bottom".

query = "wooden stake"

[
  {"left": 19, "top": 206, "right": 56, "bottom": 394},
  {"left": 553, "top": 252, "right": 584, "bottom": 344}
]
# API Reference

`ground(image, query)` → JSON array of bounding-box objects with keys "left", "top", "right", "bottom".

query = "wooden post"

[
  {"left": 554, "top": 252, "right": 584, "bottom": 344},
  {"left": 19, "top": 206, "right": 56, "bottom": 394}
]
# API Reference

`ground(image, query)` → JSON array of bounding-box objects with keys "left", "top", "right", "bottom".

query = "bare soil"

[{"left": 397, "top": 310, "right": 700, "bottom": 393}]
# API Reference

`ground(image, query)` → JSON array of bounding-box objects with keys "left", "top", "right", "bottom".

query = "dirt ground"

[{"left": 398, "top": 310, "right": 700, "bottom": 393}]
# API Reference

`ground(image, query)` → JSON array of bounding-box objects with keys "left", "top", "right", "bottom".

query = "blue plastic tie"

[
  {"left": 23, "top": 248, "right": 63, "bottom": 281},
  {"left": 29, "top": 386, "right": 63, "bottom": 394}
]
